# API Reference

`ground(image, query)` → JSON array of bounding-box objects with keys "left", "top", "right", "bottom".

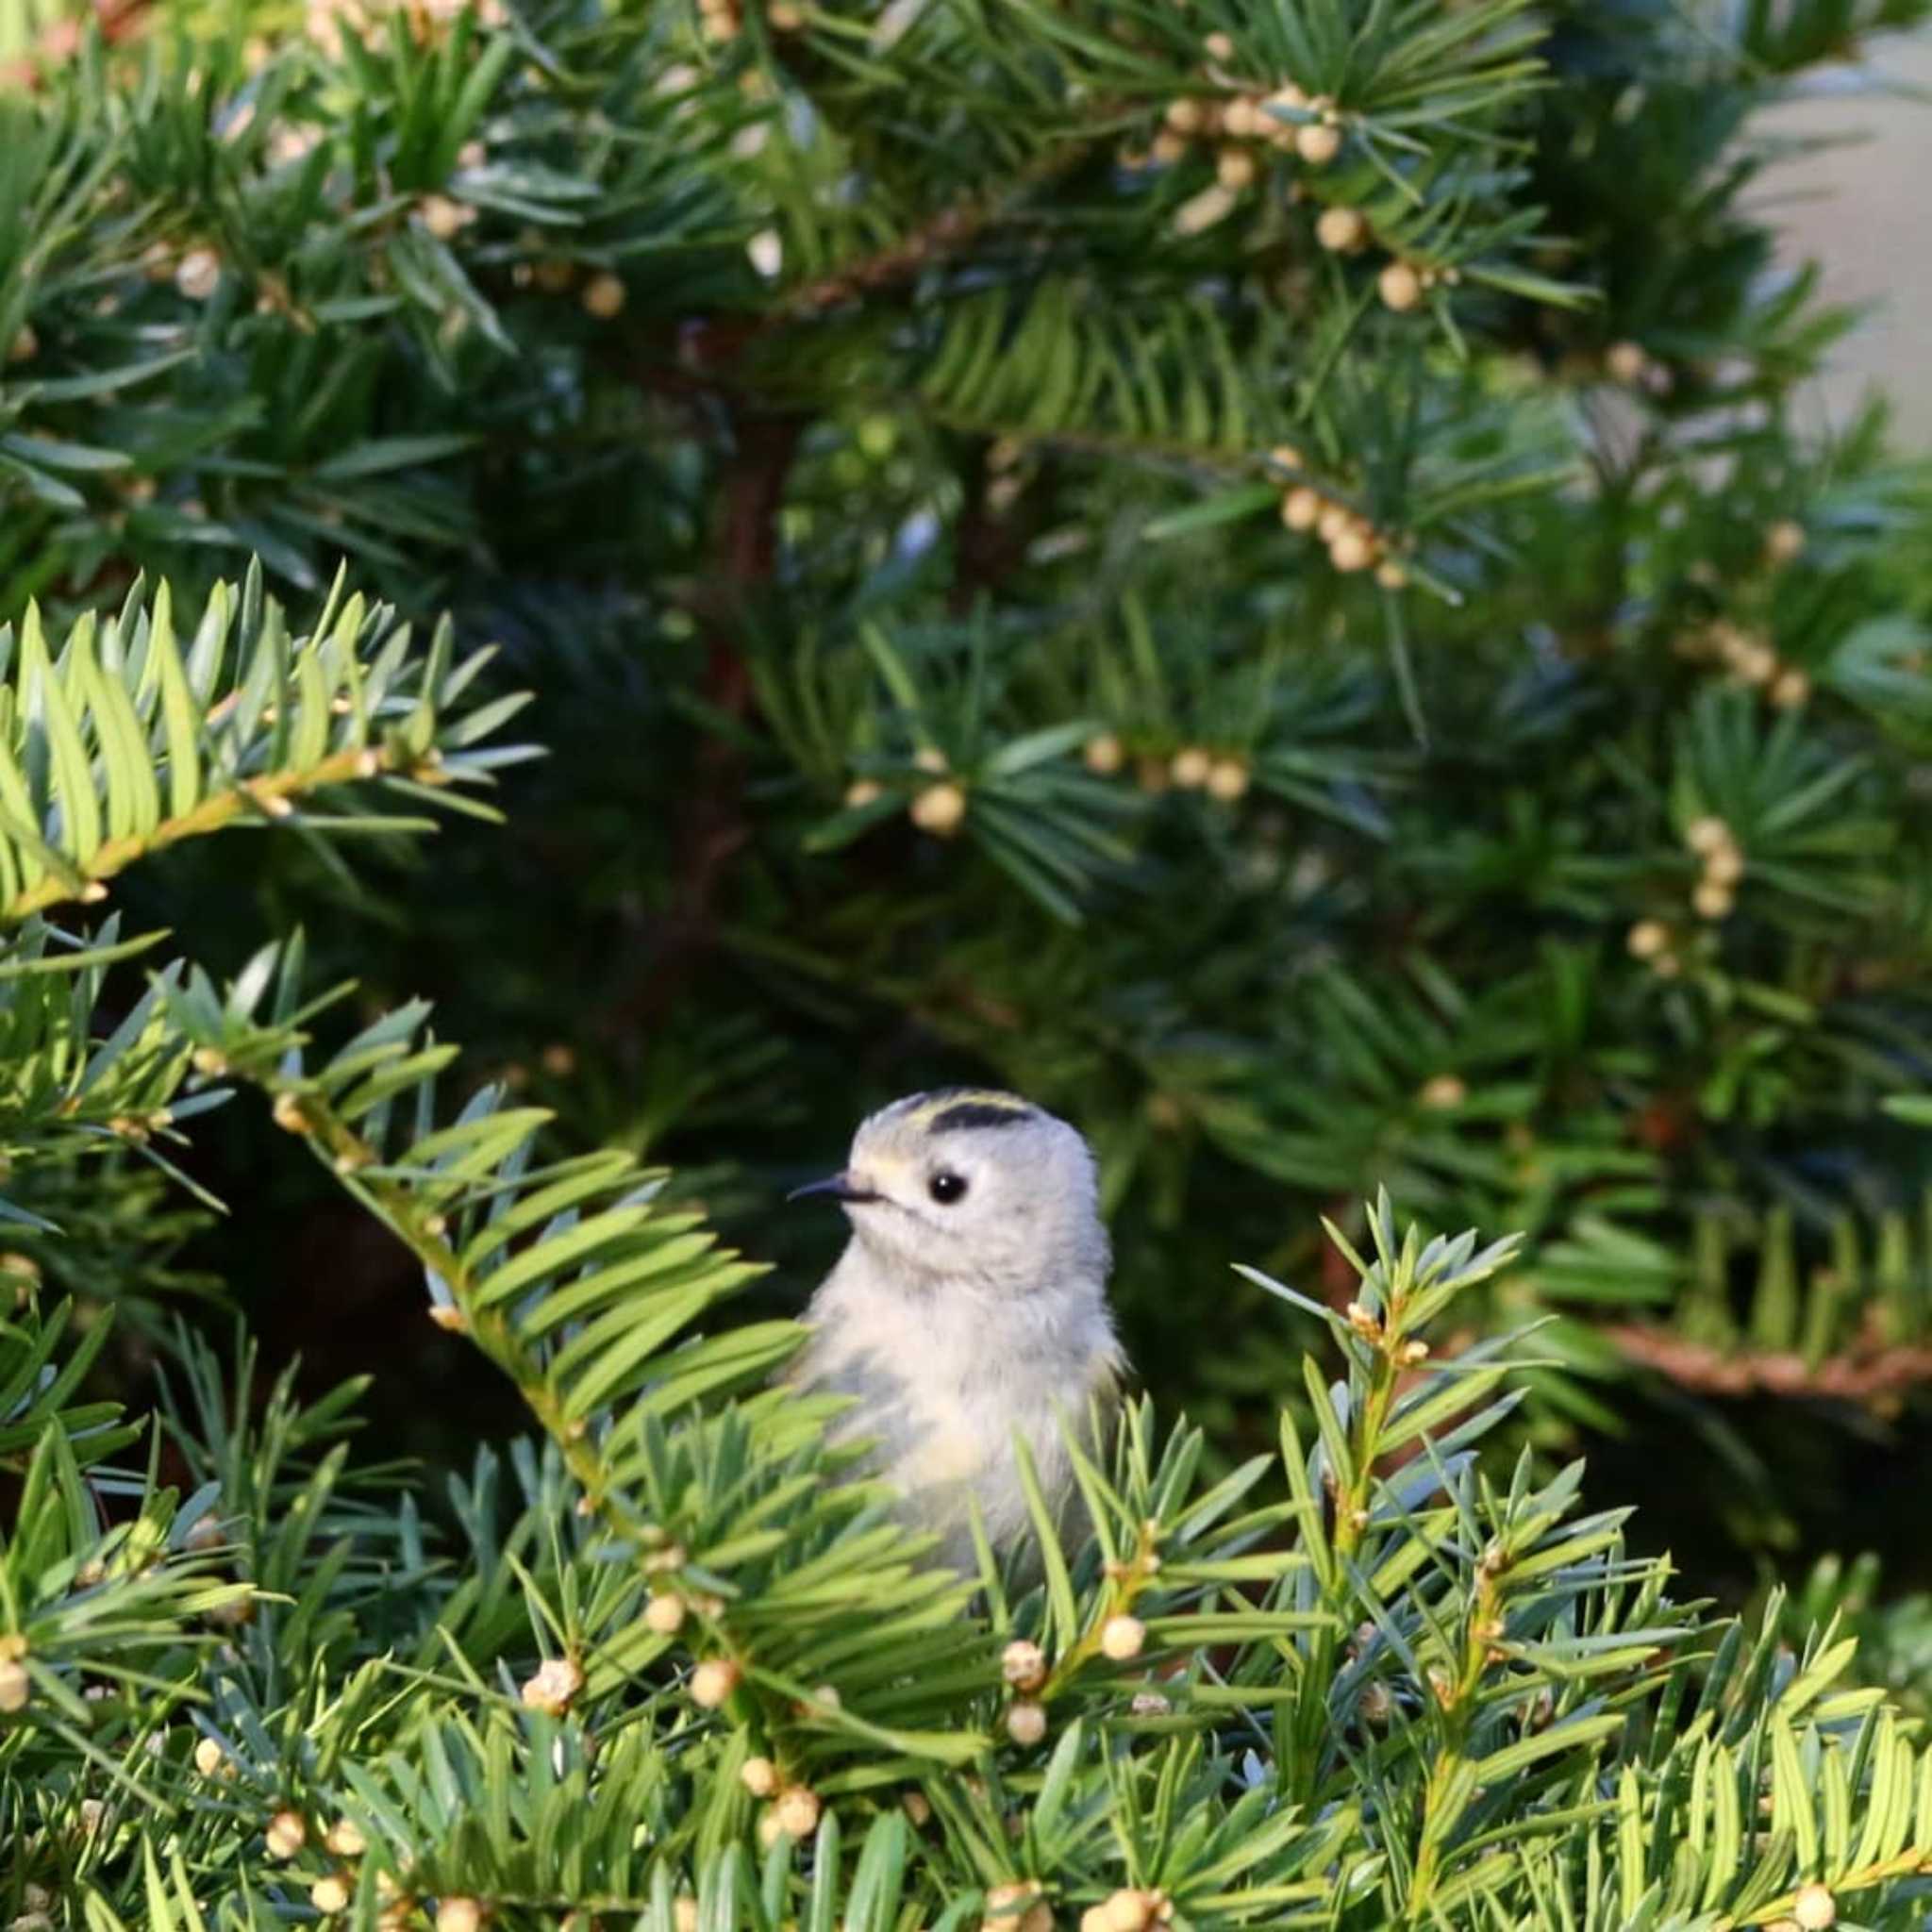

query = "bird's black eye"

[{"left": 928, "top": 1171, "right": 968, "bottom": 1205}]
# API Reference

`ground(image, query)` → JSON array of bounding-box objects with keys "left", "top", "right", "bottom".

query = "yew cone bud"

[
  {"left": 311, "top": 1874, "right": 353, "bottom": 1914},
  {"left": 1100, "top": 1615, "right": 1145, "bottom": 1661},
  {"left": 689, "top": 1657, "right": 741, "bottom": 1707},
  {"left": 1281, "top": 486, "right": 1323, "bottom": 531},
  {"left": 1205, "top": 757, "right": 1250, "bottom": 802},
  {"left": 519, "top": 1656, "right": 584, "bottom": 1717},
  {"left": 581, "top": 274, "right": 626, "bottom": 319},
  {"left": 1295, "top": 123, "right": 1341, "bottom": 165},
  {"left": 910, "top": 781, "right": 968, "bottom": 836},
  {"left": 774, "top": 1785, "right": 823, "bottom": 1839},
  {"left": 1792, "top": 1886, "right": 1836, "bottom": 1931},
  {"left": 265, "top": 1809, "right": 307, "bottom": 1858},
  {"left": 1377, "top": 261, "right": 1424, "bottom": 312},
  {"left": 325, "top": 1818, "right": 367, "bottom": 1857},
  {"left": 1084, "top": 733, "right": 1125, "bottom": 775},
  {"left": 1005, "top": 1699, "right": 1047, "bottom": 1745},
  {"left": 1329, "top": 526, "right": 1377, "bottom": 572},
  {"left": 644, "top": 1591, "right": 687, "bottom": 1636},
  {"left": 741, "top": 1756, "right": 779, "bottom": 1797},
  {"left": 1315, "top": 206, "right": 1367, "bottom": 253},
  {"left": 1001, "top": 1640, "right": 1048, "bottom": 1691},
  {"left": 1216, "top": 148, "right": 1257, "bottom": 191}
]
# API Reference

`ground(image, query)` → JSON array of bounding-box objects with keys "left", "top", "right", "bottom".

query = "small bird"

[{"left": 787, "top": 1089, "right": 1127, "bottom": 1572}]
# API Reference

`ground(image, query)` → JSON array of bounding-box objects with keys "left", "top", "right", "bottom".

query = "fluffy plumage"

[{"left": 787, "top": 1090, "right": 1126, "bottom": 1571}]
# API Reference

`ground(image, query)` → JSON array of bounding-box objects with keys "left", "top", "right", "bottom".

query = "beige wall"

[{"left": 1768, "top": 33, "right": 1932, "bottom": 444}]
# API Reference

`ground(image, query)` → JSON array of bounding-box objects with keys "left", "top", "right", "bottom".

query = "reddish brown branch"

[
  {"left": 603, "top": 409, "right": 803, "bottom": 1047},
  {"left": 775, "top": 137, "right": 1100, "bottom": 323},
  {"left": 1606, "top": 1325, "right": 1932, "bottom": 1405}
]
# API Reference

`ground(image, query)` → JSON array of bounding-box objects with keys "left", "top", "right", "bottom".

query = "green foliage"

[
  {"left": 1, "top": 0, "right": 1931, "bottom": 1903},
  {"left": 3, "top": 0, "right": 1930, "bottom": 1508},
  {"left": 9, "top": 1005, "right": 1932, "bottom": 1922}
]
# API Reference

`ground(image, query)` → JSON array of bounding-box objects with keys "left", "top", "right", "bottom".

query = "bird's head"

[{"left": 791, "top": 1089, "right": 1108, "bottom": 1292}]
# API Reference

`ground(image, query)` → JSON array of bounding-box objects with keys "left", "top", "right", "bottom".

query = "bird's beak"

[{"left": 786, "top": 1172, "right": 881, "bottom": 1206}]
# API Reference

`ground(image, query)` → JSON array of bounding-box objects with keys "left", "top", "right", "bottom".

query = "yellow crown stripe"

[{"left": 899, "top": 1089, "right": 1030, "bottom": 1128}]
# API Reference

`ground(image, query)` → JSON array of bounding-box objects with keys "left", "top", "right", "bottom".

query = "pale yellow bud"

[
  {"left": 1102, "top": 1890, "right": 1156, "bottom": 1932},
  {"left": 1374, "top": 558, "right": 1408, "bottom": 591},
  {"left": 1704, "top": 844, "right": 1744, "bottom": 886},
  {"left": 1002, "top": 1640, "right": 1048, "bottom": 1690},
  {"left": 1684, "top": 816, "right": 1731, "bottom": 856},
  {"left": 1216, "top": 147, "right": 1257, "bottom": 191},
  {"left": 265, "top": 1809, "right": 308, "bottom": 1859},
  {"left": 1315, "top": 206, "right": 1368, "bottom": 253},
  {"left": 673, "top": 1900, "right": 700, "bottom": 1932},
  {"left": 1764, "top": 518, "right": 1807, "bottom": 564},
  {"left": 0, "top": 1657, "right": 27, "bottom": 1712},
  {"left": 436, "top": 1902, "right": 484, "bottom": 1932},
  {"left": 418, "top": 194, "right": 474, "bottom": 241},
  {"left": 1294, "top": 123, "right": 1341, "bottom": 165},
  {"left": 1005, "top": 1699, "right": 1048, "bottom": 1745},
  {"left": 1626, "top": 920, "right": 1670, "bottom": 960},
  {"left": 1169, "top": 746, "right": 1212, "bottom": 789},
  {"left": 644, "top": 1591, "right": 687, "bottom": 1636},
  {"left": 913, "top": 744, "right": 950, "bottom": 774},
  {"left": 1316, "top": 503, "right": 1352, "bottom": 543},
  {"left": 325, "top": 1818, "right": 367, "bottom": 1857},
  {"left": 1084, "top": 732, "right": 1125, "bottom": 776},
  {"left": 193, "top": 1737, "right": 227, "bottom": 1776},
  {"left": 311, "top": 1874, "right": 353, "bottom": 1914},
  {"left": 1100, "top": 1615, "right": 1145, "bottom": 1661},
  {"left": 689, "top": 1657, "right": 741, "bottom": 1707},
  {"left": 581, "top": 274, "right": 625, "bottom": 320},
  {"left": 1329, "top": 526, "right": 1378, "bottom": 572},
  {"left": 1691, "top": 880, "right": 1734, "bottom": 922},
  {"left": 1221, "top": 97, "right": 1259, "bottom": 139},
  {"left": 1770, "top": 667, "right": 1811, "bottom": 709},
  {"left": 1792, "top": 1886, "right": 1836, "bottom": 1931},
  {"left": 1377, "top": 262, "right": 1424, "bottom": 312},
  {"left": 909, "top": 781, "right": 968, "bottom": 836},
  {"left": 774, "top": 1785, "right": 822, "bottom": 1839},
  {"left": 741, "top": 1756, "right": 779, "bottom": 1797},
  {"left": 1419, "top": 1074, "right": 1465, "bottom": 1109},
  {"left": 1205, "top": 757, "right": 1250, "bottom": 802},
  {"left": 1173, "top": 184, "right": 1239, "bottom": 236},
  {"left": 1163, "top": 98, "right": 1205, "bottom": 134},
  {"left": 1202, "top": 29, "right": 1234, "bottom": 58},
  {"left": 1281, "top": 486, "right": 1324, "bottom": 531},
  {"left": 519, "top": 1656, "right": 584, "bottom": 1716},
  {"left": 1605, "top": 341, "right": 1649, "bottom": 385},
  {"left": 175, "top": 249, "right": 222, "bottom": 300}
]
